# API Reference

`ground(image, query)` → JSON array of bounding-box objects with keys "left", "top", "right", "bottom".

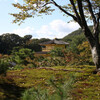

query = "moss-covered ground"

[{"left": 0, "top": 65, "right": 100, "bottom": 100}]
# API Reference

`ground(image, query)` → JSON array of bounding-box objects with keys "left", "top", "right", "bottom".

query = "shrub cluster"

[{"left": 35, "top": 56, "right": 66, "bottom": 67}]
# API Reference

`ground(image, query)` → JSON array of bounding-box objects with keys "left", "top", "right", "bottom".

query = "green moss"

[
  {"left": 0, "top": 65, "right": 100, "bottom": 100},
  {"left": 71, "top": 65, "right": 100, "bottom": 100},
  {"left": 7, "top": 68, "right": 68, "bottom": 88}
]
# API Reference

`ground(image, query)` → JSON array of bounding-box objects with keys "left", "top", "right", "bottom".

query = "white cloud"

[
  {"left": 13, "top": 27, "right": 35, "bottom": 37},
  {"left": 11, "top": 19, "right": 80, "bottom": 39},
  {"left": 49, "top": 20, "right": 80, "bottom": 38},
  {"left": 35, "top": 20, "right": 80, "bottom": 39},
  {"left": 36, "top": 25, "right": 54, "bottom": 39},
  {"left": 50, "top": 20, "right": 79, "bottom": 33}
]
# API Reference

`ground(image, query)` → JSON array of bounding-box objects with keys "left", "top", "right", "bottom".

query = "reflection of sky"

[{"left": 0, "top": 0, "right": 90, "bottom": 39}]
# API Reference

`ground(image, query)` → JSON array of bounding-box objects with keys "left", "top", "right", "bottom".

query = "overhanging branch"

[
  {"left": 77, "top": 0, "right": 89, "bottom": 28},
  {"left": 70, "top": 0, "right": 82, "bottom": 27},
  {"left": 51, "top": 0, "right": 77, "bottom": 21},
  {"left": 94, "top": 8, "right": 100, "bottom": 37},
  {"left": 42, "top": 2, "right": 53, "bottom": 7},
  {"left": 86, "top": 0, "right": 96, "bottom": 26}
]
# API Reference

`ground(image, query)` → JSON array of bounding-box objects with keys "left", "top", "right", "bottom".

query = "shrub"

[
  {"left": 77, "top": 41, "right": 93, "bottom": 65},
  {"left": 11, "top": 48, "right": 35, "bottom": 65},
  {"left": 63, "top": 41, "right": 94, "bottom": 65},
  {"left": 35, "top": 57, "right": 66, "bottom": 67},
  {"left": 0, "top": 59, "right": 9, "bottom": 76},
  {"left": 50, "top": 47, "right": 65, "bottom": 57}
]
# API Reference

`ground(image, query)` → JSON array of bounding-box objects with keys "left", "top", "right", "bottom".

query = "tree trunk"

[
  {"left": 83, "top": 27, "right": 100, "bottom": 71},
  {"left": 91, "top": 44, "right": 100, "bottom": 71}
]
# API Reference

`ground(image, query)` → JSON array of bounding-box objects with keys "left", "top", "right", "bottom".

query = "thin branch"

[
  {"left": 97, "top": 8, "right": 100, "bottom": 27},
  {"left": 70, "top": 0, "right": 82, "bottom": 26},
  {"left": 51, "top": 0, "right": 77, "bottom": 21},
  {"left": 42, "top": 2, "right": 53, "bottom": 7},
  {"left": 77, "top": 0, "right": 86, "bottom": 25},
  {"left": 94, "top": 8, "right": 100, "bottom": 37},
  {"left": 86, "top": 0, "right": 96, "bottom": 25},
  {"left": 77, "top": 0, "right": 95, "bottom": 46}
]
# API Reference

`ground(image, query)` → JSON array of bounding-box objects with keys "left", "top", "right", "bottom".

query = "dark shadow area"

[{"left": 0, "top": 82, "right": 25, "bottom": 100}]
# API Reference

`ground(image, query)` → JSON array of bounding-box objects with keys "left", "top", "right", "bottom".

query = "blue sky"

[{"left": 0, "top": 0, "right": 80, "bottom": 39}]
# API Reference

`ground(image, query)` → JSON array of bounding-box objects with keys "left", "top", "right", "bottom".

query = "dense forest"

[{"left": 0, "top": 33, "right": 51, "bottom": 54}]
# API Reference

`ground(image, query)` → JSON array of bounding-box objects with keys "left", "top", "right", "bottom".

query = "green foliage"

[
  {"left": 0, "top": 33, "right": 32, "bottom": 54},
  {"left": 24, "top": 38, "right": 50, "bottom": 52},
  {"left": 10, "top": 0, "right": 100, "bottom": 70},
  {"left": 12, "top": 64, "right": 24, "bottom": 70},
  {"left": 11, "top": 0, "right": 100, "bottom": 25},
  {"left": 22, "top": 88, "right": 49, "bottom": 100},
  {"left": 64, "top": 41, "right": 94, "bottom": 66},
  {"left": 24, "top": 40, "right": 42, "bottom": 52},
  {"left": 63, "top": 33, "right": 86, "bottom": 54},
  {"left": 35, "top": 57, "right": 66, "bottom": 67},
  {"left": 63, "top": 26, "right": 100, "bottom": 55},
  {"left": 23, "top": 35, "right": 32, "bottom": 42},
  {"left": 63, "top": 28, "right": 84, "bottom": 42},
  {"left": 21, "top": 74, "right": 75, "bottom": 100},
  {"left": 0, "top": 59, "right": 9, "bottom": 75},
  {"left": 11, "top": 48, "right": 34, "bottom": 66},
  {"left": 38, "top": 38, "right": 51, "bottom": 43},
  {"left": 77, "top": 41, "right": 93, "bottom": 65},
  {"left": 0, "top": 33, "right": 23, "bottom": 54},
  {"left": 50, "top": 47, "right": 65, "bottom": 57},
  {"left": 0, "top": 64, "right": 100, "bottom": 100}
]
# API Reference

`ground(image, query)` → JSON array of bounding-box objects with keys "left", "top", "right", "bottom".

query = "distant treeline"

[
  {"left": 1, "top": 26, "right": 99, "bottom": 55},
  {"left": 0, "top": 33, "right": 50, "bottom": 54}
]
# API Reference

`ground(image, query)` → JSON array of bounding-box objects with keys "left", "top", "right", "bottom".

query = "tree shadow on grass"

[{"left": 0, "top": 81, "right": 25, "bottom": 100}]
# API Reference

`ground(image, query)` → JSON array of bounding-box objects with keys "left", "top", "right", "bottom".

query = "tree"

[
  {"left": 0, "top": 33, "right": 23, "bottom": 54},
  {"left": 11, "top": 48, "right": 34, "bottom": 65},
  {"left": 50, "top": 47, "right": 65, "bottom": 57},
  {"left": 0, "top": 33, "right": 33, "bottom": 54},
  {"left": 78, "top": 41, "right": 93, "bottom": 65},
  {"left": 23, "top": 35, "right": 32, "bottom": 44},
  {"left": 24, "top": 39, "right": 42, "bottom": 52},
  {"left": 11, "top": 0, "right": 100, "bottom": 71}
]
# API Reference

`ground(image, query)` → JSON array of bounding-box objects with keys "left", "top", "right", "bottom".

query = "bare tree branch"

[
  {"left": 70, "top": 0, "right": 82, "bottom": 26},
  {"left": 77, "top": 0, "right": 95, "bottom": 46},
  {"left": 86, "top": 0, "right": 96, "bottom": 25},
  {"left": 77, "top": 0, "right": 87, "bottom": 27},
  {"left": 94, "top": 8, "right": 100, "bottom": 37},
  {"left": 51, "top": 0, "right": 77, "bottom": 21},
  {"left": 42, "top": 2, "right": 53, "bottom": 7}
]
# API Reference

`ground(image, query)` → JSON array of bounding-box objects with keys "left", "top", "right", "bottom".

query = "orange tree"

[{"left": 11, "top": 0, "right": 100, "bottom": 71}]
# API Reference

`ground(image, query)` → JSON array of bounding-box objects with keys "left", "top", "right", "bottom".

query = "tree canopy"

[{"left": 11, "top": 0, "right": 100, "bottom": 25}]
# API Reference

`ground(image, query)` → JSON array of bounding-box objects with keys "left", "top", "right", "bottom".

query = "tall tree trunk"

[
  {"left": 91, "top": 42, "right": 100, "bottom": 71},
  {"left": 84, "top": 28, "right": 100, "bottom": 71}
]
